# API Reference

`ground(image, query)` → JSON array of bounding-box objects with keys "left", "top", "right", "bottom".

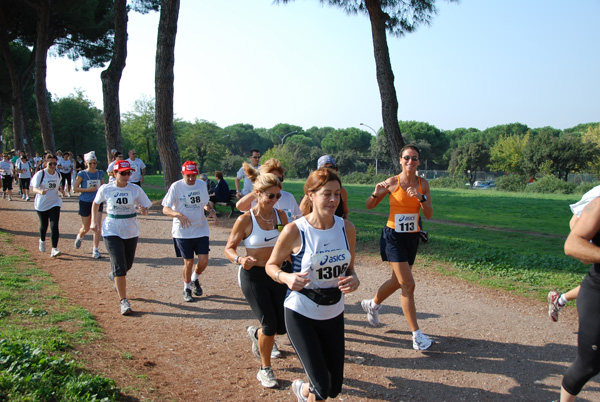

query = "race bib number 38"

[{"left": 394, "top": 213, "right": 419, "bottom": 233}]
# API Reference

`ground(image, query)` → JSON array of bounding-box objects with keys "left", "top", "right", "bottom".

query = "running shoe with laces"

[
  {"left": 92, "top": 249, "right": 101, "bottom": 259},
  {"left": 25, "top": 196, "right": 30, "bottom": 202},
  {"left": 548, "top": 290, "right": 562, "bottom": 322},
  {"left": 247, "top": 326, "right": 260, "bottom": 358},
  {"left": 361, "top": 299, "right": 381, "bottom": 327},
  {"left": 183, "top": 288, "right": 193, "bottom": 302},
  {"left": 120, "top": 298, "right": 132, "bottom": 315},
  {"left": 292, "top": 379, "right": 307, "bottom": 402},
  {"left": 256, "top": 366, "right": 278, "bottom": 388},
  {"left": 191, "top": 279, "right": 203, "bottom": 296},
  {"left": 50, "top": 248, "right": 61, "bottom": 258},
  {"left": 412, "top": 331, "right": 434, "bottom": 350},
  {"left": 271, "top": 341, "right": 281, "bottom": 359},
  {"left": 39, "top": 239, "right": 46, "bottom": 252},
  {"left": 74, "top": 235, "right": 82, "bottom": 249}
]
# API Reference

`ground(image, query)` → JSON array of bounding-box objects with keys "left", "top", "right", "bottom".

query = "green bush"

[
  {"left": 340, "top": 172, "right": 390, "bottom": 185},
  {"left": 495, "top": 174, "right": 527, "bottom": 192},
  {"left": 574, "top": 181, "right": 600, "bottom": 195},
  {"left": 428, "top": 176, "right": 466, "bottom": 189},
  {"left": 527, "top": 175, "right": 576, "bottom": 194}
]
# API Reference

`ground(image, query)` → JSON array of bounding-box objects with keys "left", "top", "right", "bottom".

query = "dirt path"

[{"left": 1, "top": 194, "right": 598, "bottom": 402}]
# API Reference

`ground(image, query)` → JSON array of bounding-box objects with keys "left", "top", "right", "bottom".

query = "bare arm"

[
  {"left": 338, "top": 220, "right": 359, "bottom": 293},
  {"left": 235, "top": 191, "right": 256, "bottom": 212},
  {"left": 366, "top": 177, "right": 395, "bottom": 210},
  {"left": 565, "top": 198, "right": 600, "bottom": 263},
  {"left": 162, "top": 205, "right": 191, "bottom": 229},
  {"left": 265, "top": 223, "right": 309, "bottom": 290},
  {"left": 224, "top": 214, "right": 256, "bottom": 270}
]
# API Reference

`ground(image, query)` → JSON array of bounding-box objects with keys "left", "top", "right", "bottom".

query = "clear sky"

[{"left": 45, "top": 0, "right": 600, "bottom": 133}]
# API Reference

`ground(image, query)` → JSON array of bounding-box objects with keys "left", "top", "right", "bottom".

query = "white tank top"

[
  {"left": 285, "top": 215, "right": 350, "bottom": 320},
  {"left": 243, "top": 209, "right": 283, "bottom": 249}
]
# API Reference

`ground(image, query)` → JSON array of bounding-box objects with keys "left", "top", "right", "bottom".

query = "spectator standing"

[
  {"left": 162, "top": 161, "right": 218, "bottom": 302},
  {"left": 126, "top": 150, "right": 146, "bottom": 186},
  {"left": 235, "top": 149, "right": 260, "bottom": 199}
]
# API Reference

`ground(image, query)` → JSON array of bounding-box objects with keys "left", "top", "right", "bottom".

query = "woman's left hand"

[{"left": 339, "top": 275, "right": 359, "bottom": 294}]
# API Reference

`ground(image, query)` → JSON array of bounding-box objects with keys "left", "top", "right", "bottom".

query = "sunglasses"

[
  {"left": 264, "top": 192, "right": 282, "bottom": 200},
  {"left": 47, "top": 162, "right": 57, "bottom": 166},
  {"left": 251, "top": 156, "right": 260, "bottom": 159},
  {"left": 402, "top": 155, "right": 419, "bottom": 161},
  {"left": 118, "top": 171, "right": 132, "bottom": 176}
]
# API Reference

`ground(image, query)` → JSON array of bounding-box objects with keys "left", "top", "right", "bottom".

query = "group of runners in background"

[{"left": 5, "top": 144, "right": 600, "bottom": 401}]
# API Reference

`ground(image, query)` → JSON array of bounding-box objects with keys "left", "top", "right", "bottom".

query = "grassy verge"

[{"left": 0, "top": 232, "right": 119, "bottom": 401}]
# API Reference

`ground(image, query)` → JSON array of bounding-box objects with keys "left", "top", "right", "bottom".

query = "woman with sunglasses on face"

[
  {"left": 31, "top": 154, "right": 63, "bottom": 257},
  {"left": 236, "top": 158, "right": 301, "bottom": 221},
  {"left": 361, "top": 144, "right": 434, "bottom": 351},
  {"left": 265, "top": 168, "right": 358, "bottom": 402},
  {"left": 224, "top": 168, "right": 289, "bottom": 389},
  {"left": 74, "top": 152, "right": 105, "bottom": 259},
  {"left": 91, "top": 160, "right": 152, "bottom": 316}
]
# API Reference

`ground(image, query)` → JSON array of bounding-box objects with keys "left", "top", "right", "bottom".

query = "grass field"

[{"left": 143, "top": 175, "right": 586, "bottom": 299}]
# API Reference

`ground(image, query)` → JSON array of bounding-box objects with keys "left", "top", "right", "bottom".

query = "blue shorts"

[
  {"left": 173, "top": 237, "right": 209, "bottom": 259},
  {"left": 78, "top": 200, "right": 103, "bottom": 217},
  {"left": 380, "top": 226, "right": 420, "bottom": 265}
]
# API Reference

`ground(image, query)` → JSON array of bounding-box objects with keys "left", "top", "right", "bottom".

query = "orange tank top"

[{"left": 386, "top": 175, "right": 423, "bottom": 232}]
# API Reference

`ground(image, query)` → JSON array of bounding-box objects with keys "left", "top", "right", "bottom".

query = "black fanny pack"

[{"left": 299, "top": 287, "right": 342, "bottom": 306}]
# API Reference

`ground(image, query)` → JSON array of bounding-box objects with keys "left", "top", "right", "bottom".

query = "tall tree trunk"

[
  {"left": 33, "top": 0, "right": 55, "bottom": 152},
  {"left": 155, "top": 0, "right": 180, "bottom": 189},
  {"left": 365, "top": 0, "right": 405, "bottom": 174},
  {"left": 100, "top": 0, "right": 127, "bottom": 164}
]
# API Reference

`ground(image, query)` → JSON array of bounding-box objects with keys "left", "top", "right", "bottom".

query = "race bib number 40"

[{"left": 394, "top": 213, "right": 419, "bottom": 233}]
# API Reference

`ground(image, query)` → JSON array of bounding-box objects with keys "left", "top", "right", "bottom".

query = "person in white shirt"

[
  {"left": 126, "top": 150, "right": 146, "bottom": 186},
  {"left": 15, "top": 151, "right": 32, "bottom": 201},
  {"left": 31, "top": 154, "right": 63, "bottom": 257},
  {"left": 236, "top": 158, "right": 301, "bottom": 221},
  {"left": 235, "top": 149, "right": 260, "bottom": 199},
  {"left": 162, "top": 161, "right": 218, "bottom": 302},
  {"left": 91, "top": 159, "right": 152, "bottom": 315},
  {"left": 107, "top": 152, "right": 124, "bottom": 183},
  {"left": 57, "top": 151, "right": 74, "bottom": 197},
  {"left": 1, "top": 152, "right": 15, "bottom": 201}
]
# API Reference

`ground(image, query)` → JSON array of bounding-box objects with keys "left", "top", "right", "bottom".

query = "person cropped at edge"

[
  {"left": 559, "top": 196, "right": 600, "bottom": 401},
  {"left": 31, "top": 154, "right": 63, "bottom": 257},
  {"left": 299, "top": 155, "right": 349, "bottom": 219},
  {"left": 162, "top": 161, "right": 218, "bottom": 303},
  {"left": 91, "top": 159, "right": 152, "bottom": 316},
  {"left": 236, "top": 158, "right": 301, "bottom": 221},
  {"left": 224, "top": 170, "right": 289, "bottom": 389},
  {"left": 235, "top": 148, "right": 260, "bottom": 199},
  {"left": 265, "top": 168, "right": 359, "bottom": 402},
  {"left": 360, "top": 144, "right": 434, "bottom": 351},
  {"left": 74, "top": 151, "right": 105, "bottom": 259}
]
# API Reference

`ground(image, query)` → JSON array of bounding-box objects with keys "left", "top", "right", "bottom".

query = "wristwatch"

[{"left": 419, "top": 195, "right": 428, "bottom": 203}]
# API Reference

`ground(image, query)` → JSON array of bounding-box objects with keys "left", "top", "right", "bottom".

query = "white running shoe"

[
  {"left": 256, "top": 366, "right": 278, "bottom": 388},
  {"left": 361, "top": 299, "right": 381, "bottom": 327},
  {"left": 65, "top": 191, "right": 70, "bottom": 197},
  {"left": 92, "top": 249, "right": 101, "bottom": 259},
  {"left": 120, "top": 298, "right": 132, "bottom": 315},
  {"left": 413, "top": 331, "right": 434, "bottom": 350},
  {"left": 21, "top": 194, "right": 25, "bottom": 200},
  {"left": 247, "top": 326, "right": 260, "bottom": 358},
  {"left": 548, "top": 291, "right": 562, "bottom": 322},
  {"left": 74, "top": 235, "right": 82, "bottom": 249},
  {"left": 271, "top": 340, "right": 281, "bottom": 359},
  {"left": 50, "top": 248, "right": 61, "bottom": 258},
  {"left": 25, "top": 196, "right": 30, "bottom": 202},
  {"left": 39, "top": 239, "right": 46, "bottom": 252},
  {"left": 292, "top": 379, "right": 307, "bottom": 402}
]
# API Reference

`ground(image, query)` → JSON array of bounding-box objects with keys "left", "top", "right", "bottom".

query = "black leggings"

[
  {"left": 285, "top": 308, "right": 344, "bottom": 401},
  {"left": 239, "top": 265, "right": 287, "bottom": 336},
  {"left": 562, "top": 285, "right": 600, "bottom": 395},
  {"left": 37, "top": 206, "right": 61, "bottom": 248},
  {"left": 60, "top": 172, "right": 72, "bottom": 189},
  {"left": 104, "top": 236, "right": 138, "bottom": 277}
]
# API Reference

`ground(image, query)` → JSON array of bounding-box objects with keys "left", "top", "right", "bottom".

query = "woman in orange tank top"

[{"left": 361, "top": 145, "right": 435, "bottom": 350}]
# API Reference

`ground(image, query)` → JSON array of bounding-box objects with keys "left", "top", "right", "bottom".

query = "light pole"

[
  {"left": 360, "top": 123, "right": 382, "bottom": 174},
  {"left": 273, "top": 130, "right": 298, "bottom": 145}
]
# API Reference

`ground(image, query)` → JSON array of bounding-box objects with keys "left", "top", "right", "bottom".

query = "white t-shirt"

[
  {"left": 126, "top": 158, "right": 146, "bottom": 182},
  {"left": 32, "top": 169, "right": 62, "bottom": 211},
  {"left": 94, "top": 182, "right": 152, "bottom": 239},
  {"left": 0, "top": 160, "right": 13, "bottom": 177},
  {"left": 107, "top": 161, "right": 117, "bottom": 183},
  {"left": 161, "top": 179, "right": 210, "bottom": 239},
  {"left": 246, "top": 190, "right": 301, "bottom": 221},
  {"left": 15, "top": 159, "right": 32, "bottom": 179},
  {"left": 570, "top": 185, "right": 600, "bottom": 217},
  {"left": 57, "top": 158, "right": 73, "bottom": 174},
  {"left": 236, "top": 164, "right": 260, "bottom": 196}
]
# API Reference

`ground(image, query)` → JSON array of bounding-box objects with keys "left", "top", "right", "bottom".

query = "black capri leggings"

[
  {"left": 285, "top": 308, "right": 345, "bottom": 401},
  {"left": 104, "top": 236, "right": 138, "bottom": 277},
  {"left": 60, "top": 171, "right": 72, "bottom": 189},
  {"left": 562, "top": 285, "right": 600, "bottom": 395},
  {"left": 37, "top": 206, "right": 61, "bottom": 248},
  {"left": 239, "top": 265, "right": 287, "bottom": 336}
]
